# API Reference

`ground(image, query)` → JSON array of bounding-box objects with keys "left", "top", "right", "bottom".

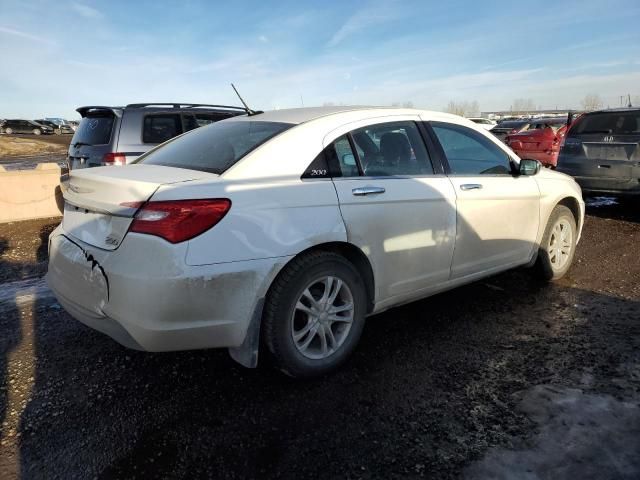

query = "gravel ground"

[{"left": 0, "top": 200, "right": 639, "bottom": 479}]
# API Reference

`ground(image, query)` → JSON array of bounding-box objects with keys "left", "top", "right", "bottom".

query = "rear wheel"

[
  {"left": 54, "top": 128, "right": 61, "bottom": 135},
  {"left": 263, "top": 251, "right": 367, "bottom": 378},
  {"left": 534, "top": 205, "right": 577, "bottom": 281}
]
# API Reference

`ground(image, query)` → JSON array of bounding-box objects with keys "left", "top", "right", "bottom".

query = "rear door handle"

[
  {"left": 460, "top": 183, "right": 483, "bottom": 191},
  {"left": 597, "top": 164, "right": 611, "bottom": 169},
  {"left": 352, "top": 186, "right": 386, "bottom": 196}
]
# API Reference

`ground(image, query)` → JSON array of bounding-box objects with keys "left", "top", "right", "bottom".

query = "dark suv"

[
  {"left": 557, "top": 108, "right": 640, "bottom": 197},
  {"left": 68, "top": 103, "right": 245, "bottom": 169},
  {"left": 1, "top": 119, "right": 54, "bottom": 135}
]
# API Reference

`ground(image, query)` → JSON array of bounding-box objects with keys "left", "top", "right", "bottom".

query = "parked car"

[
  {"left": 506, "top": 118, "right": 569, "bottom": 168},
  {"left": 35, "top": 119, "right": 74, "bottom": 135},
  {"left": 490, "top": 119, "right": 531, "bottom": 140},
  {"left": 67, "top": 103, "right": 245, "bottom": 169},
  {"left": 557, "top": 107, "right": 640, "bottom": 197},
  {"left": 0, "top": 119, "right": 54, "bottom": 135},
  {"left": 467, "top": 117, "right": 497, "bottom": 131},
  {"left": 68, "top": 120, "right": 79, "bottom": 132},
  {"left": 47, "top": 107, "right": 584, "bottom": 378}
]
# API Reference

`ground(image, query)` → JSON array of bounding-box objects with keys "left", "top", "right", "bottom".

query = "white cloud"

[
  {"left": 0, "top": 26, "right": 55, "bottom": 46},
  {"left": 71, "top": 3, "right": 103, "bottom": 19},
  {"left": 327, "top": 0, "right": 403, "bottom": 47},
  {"left": 258, "top": 35, "right": 268, "bottom": 43}
]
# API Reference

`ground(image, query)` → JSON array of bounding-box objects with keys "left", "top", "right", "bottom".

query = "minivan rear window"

[
  {"left": 572, "top": 111, "right": 640, "bottom": 135},
  {"left": 73, "top": 115, "right": 114, "bottom": 145},
  {"left": 136, "top": 121, "right": 293, "bottom": 174}
]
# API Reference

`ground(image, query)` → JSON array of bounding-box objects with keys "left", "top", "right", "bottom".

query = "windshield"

[
  {"left": 72, "top": 115, "right": 115, "bottom": 145},
  {"left": 136, "top": 120, "right": 293, "bottom": 174}
]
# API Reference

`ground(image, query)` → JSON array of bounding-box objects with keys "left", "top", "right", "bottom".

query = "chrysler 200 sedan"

[{"left": 47, "top": 107, "right": 585, "bottom": 378}]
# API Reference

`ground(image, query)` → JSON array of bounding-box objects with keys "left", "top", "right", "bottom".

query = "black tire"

[
  {"left": 263, "top": 251, "right": 367, "bottom": 378},
  {"left": 534, "top": 205, "right": 577, "bottom": 281}
]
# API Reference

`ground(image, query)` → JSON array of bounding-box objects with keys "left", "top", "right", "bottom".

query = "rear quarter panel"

[{"left": 150, "top": 178, "right": 347, "bottom": 265}]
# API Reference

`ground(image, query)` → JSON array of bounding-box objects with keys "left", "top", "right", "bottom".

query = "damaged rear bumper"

[{"left": 46, "top": 226, "right": 289, "bottom": 352}]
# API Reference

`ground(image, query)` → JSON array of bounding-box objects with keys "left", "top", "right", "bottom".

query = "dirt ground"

[
  {"left": 0, "top": 200, "right": 639, "bottom": 479},
  {"left": 0, "top": 135, "right": 70, "bottom": 170}
]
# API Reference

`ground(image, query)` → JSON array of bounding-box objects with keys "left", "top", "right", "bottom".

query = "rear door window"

[
  {"left": 73, "top": 115, "right": 115, "bottom": 145},
  {"left": 142, "top": 114, "right": 182, "bottom": 143},
  {"left": 351, "top": 121, "right": 433, "bottom": 176}
]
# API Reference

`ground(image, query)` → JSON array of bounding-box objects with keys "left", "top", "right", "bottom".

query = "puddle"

[
  {"left": 0, "top": 276, "right": 56, "bottom": 311},
  {"left": 585, "top": 196, "right": 618, "bottom": 208}
]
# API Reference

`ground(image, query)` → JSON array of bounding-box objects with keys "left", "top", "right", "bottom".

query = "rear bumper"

[
  {"left": 46, "top": 226, "right": 290, "bottom": 352},
  {"left": 569, "top": 176, "right": 640, "bottom": 196}
]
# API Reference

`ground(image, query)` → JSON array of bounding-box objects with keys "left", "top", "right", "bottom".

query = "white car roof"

[
  {"left": 222, "top": 106, "right": 519, "bottom": 180},
  {"left": 233, "top": 106, "right": 464, "bottom": 125}
]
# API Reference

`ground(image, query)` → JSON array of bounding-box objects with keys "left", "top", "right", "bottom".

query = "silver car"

[{"left": 68, "top": 103, "right": 245, "bottom": 169}]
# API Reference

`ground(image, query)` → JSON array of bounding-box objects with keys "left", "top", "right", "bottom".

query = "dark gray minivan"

[
  {"left": 68, "top": 103, "right": 245, "bottom": 169},
  {"left": 557, "top": 108, "right": 640, "bottom": 197}
]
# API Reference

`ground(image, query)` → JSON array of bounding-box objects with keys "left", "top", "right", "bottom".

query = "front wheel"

[
  {"left": 5, "top": 128, "right": 13, "bottom": 135},
  {"left": 263, "top": 251, "right": 367, "bottom": 378},
  {"left": 32, "top": 129, "right": 41, "bottom": 135},
  {"left": 534, "top": 205, "right": 577, "bottom": 281}
]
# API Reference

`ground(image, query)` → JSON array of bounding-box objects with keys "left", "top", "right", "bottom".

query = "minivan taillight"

[
  {"left": 103, "top": 152, "right": 126, "bottom": 166},
  {"left": 128, "top": 199, "right": 231, "bottom": 243}
]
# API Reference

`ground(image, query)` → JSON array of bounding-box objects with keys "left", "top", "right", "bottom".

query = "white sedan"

[
  {"left": 467, "top": 117, "right": 497, "bottom": 131},
  {"left": 47, "top": 107, "right": 584, "bottom": 378}
]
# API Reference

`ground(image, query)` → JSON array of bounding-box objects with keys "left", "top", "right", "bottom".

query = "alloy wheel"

[
  {"left": 290, "top": 275, "right": 354, "bottom": 360},
  {"left": 548, "top": 218, "right": 573, "bottom": 271}
]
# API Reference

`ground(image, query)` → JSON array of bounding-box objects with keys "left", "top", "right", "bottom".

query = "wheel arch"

[
  {"left": 556, "top": 196, "right": 582, "bottom": 231},
  {"left": 282, "top": 241, "right": 376, "bottom": 314}
]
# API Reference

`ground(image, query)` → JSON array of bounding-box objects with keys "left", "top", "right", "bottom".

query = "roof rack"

[{"left": 125, "top": 103, "right": 246, "bottom": 111}]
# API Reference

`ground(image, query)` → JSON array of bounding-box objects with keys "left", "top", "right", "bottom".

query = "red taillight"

[
  {"left": 128, "top": 199, "right": 231, "bottom": 243},
  {"left": 103, "top": 152, "right": 126, "bottom": 166}
]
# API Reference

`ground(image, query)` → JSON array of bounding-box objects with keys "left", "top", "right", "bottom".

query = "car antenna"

[{"left": 231, "top": 83, "right": 263, "bottom": 116}]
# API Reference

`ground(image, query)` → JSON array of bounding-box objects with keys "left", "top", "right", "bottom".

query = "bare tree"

[
  {"left": 444, "top": 100, "right": 480, "bottom": 117},
  {"left": 581, "top": 94, "right": 603, "bottom": 111},
  {"left": 511, "top": 98, "right": 536, "bottom": 113}
]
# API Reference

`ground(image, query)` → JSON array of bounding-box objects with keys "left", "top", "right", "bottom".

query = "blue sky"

[{"left": 1, "top": 0, "right": 639, "bottom": 118}]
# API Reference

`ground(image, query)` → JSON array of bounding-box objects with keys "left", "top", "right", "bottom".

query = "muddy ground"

[
  {"left": 0, "top": 200, "right": 639, "bottom": 479},
  {"left": 0, "top": 134, "right": 70, "bottom": 171}
]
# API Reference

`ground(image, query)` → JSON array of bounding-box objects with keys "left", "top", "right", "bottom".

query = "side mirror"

[{"left": 519, "top": 159, "right": 541, "bottom": 176}]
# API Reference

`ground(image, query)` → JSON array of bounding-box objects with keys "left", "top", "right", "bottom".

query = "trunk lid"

[{"left": 61, "top": 165, "right": 216, "bottom": 250}]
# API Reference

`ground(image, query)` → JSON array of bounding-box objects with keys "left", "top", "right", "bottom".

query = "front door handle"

[
  {"left": 460, "top": 183, "right": 483, "bottom": 191},
  {"left": 352, "top": 186, "right": 386, "bottom": 196},
  {"left": 597, "top": 164, "right": 611, "bottom": 169}
]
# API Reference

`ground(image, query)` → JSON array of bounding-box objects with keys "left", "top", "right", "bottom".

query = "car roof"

[
  {"left": 586, "top": 107, "right": 640, "bottom": 114},
  {"left": 229, "top": 106, "right": 462, "bottom": 125}
]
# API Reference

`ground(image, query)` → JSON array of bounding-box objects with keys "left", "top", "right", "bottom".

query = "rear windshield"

[
  {"left": 136, "top": 120, "right": 293, "bottom": 174},
  {"left": 571, "top": 111, "right": 640, "bottom": 135},
  {"left": 73, "top": 115, "right": 115, "bottom": 145}
]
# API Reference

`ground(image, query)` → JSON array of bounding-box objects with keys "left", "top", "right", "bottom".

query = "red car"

[{"left": 506, "top": 118, "right": 568, "bottom": 168}]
